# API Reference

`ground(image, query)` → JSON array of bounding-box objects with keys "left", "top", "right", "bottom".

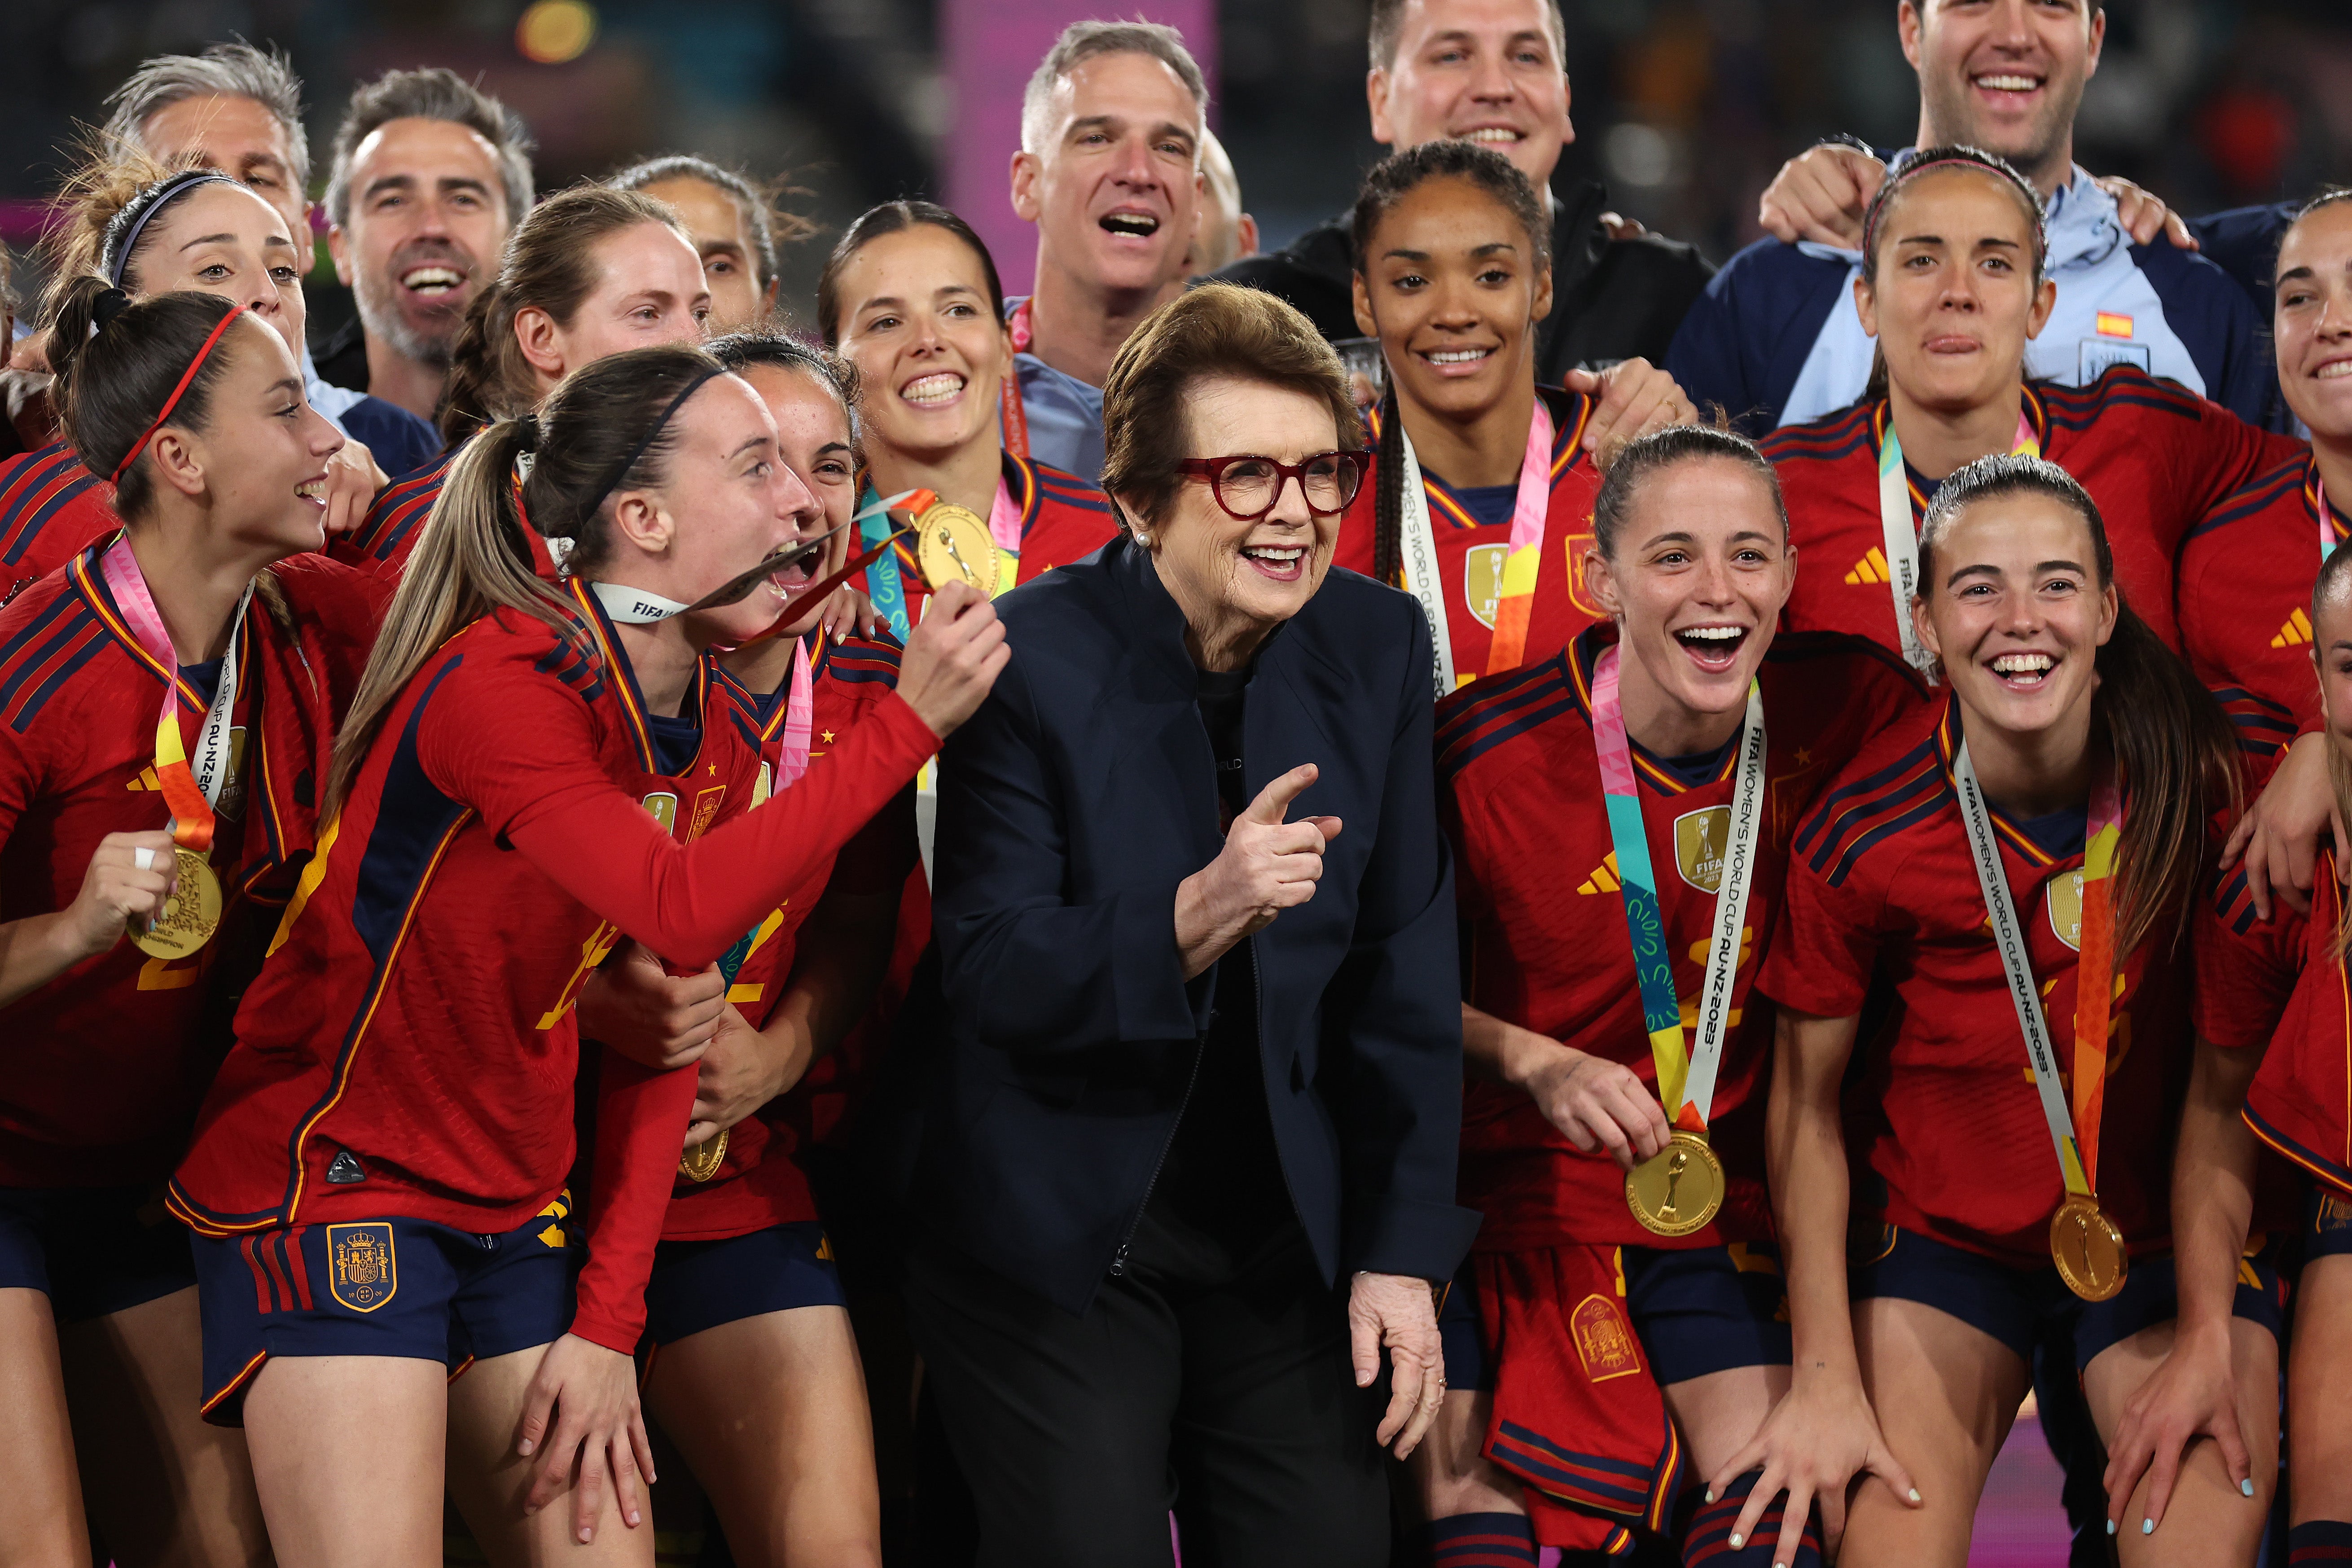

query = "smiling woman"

[{"left": 907, "top": 283, "right": 1477, "bottom": 1566}]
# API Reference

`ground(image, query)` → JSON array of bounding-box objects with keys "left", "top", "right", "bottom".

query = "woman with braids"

[
  {"left": 821, "top": 199, "right": 1119, "bottom": 642},
  {"left": 2100, "top": 191, "right": 2352, "bottom": 1568},
  {"left": 584, "top": 331, "right": 910, "bottom": 1568},
  {"left": 0, "top": 148, "right": 423, "bottom": 594},
  {"left": 1764, "top": 146, "right": 2300, "bottom": 668},
  {"left": 1412, "top": 426, "right": 1924, "bottom": 1568},
  {"left": 0, "top": 281, "right": 379, "bottom": 1565},
  {"left": 334, "top": 183, "right": 711, "bottom": 577},
  {"left": 1338, "top": 141, "right": 1693, "bottom": 692},
  {"left": 1758, "top": 457, "right": 2274, "bottom": 1567},
  {"left": 167, "top": 341, "right": 1006, "bottom": 1560}
]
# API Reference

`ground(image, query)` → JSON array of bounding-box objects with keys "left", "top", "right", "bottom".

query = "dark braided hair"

[{"left": 1353, "top": 140, "right": 1551, "bottom": 587}]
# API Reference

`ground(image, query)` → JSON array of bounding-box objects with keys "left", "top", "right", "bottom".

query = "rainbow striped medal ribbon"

[
  {"left": 98, "top": 536, "right": 247, "bottom": 959},
  {"left": 1392, "top": 398, "right": 1553, "bottom": 698},
  {"left": 1590, "top": 644, "right": 1768, "bottom": 1237},
  {"left": 1878, "top": 409, "right": 2038, "bottom": 671},
  {"left": 2320, "top": 472, "right": 2340, "bottom": 567},
  {"left": 1952, "top": 738, "right": 2127, "bottom": 1301}
]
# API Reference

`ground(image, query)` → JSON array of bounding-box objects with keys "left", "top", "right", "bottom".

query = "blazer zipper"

[{"left": 1110, "top": 1033, "right": 1202, "bottom": 1278}]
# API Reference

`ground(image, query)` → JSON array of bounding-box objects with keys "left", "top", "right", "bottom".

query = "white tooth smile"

[
  {"left": 1101, "top": 212, "right": 1159, "bottom": 236},
  {"left": 1425, "top": 348, "right": 1491, "bottom": 365},
  {"left": 294, "top": 479, "right": 325, "bottom": 502},
  {"left": 1992, "top": 652, "right": 2054, "bottom": 675},
  {"left": 1973, "top": 74, "right": 2040, "bottom": 92},
  {"left": 1677, "top": 626, "right": 1745, "bottom": 641},
  {"left": 1463, "top": 128, "right": 1524, "bottom": 143},
  {"left": 2317, "top": 362, "right": 2352, "bottom": 381},
  {"left": 401, "top": 266, "right": 463, "bottom": 293},
  {"left": 901, "top": 373, "right": 965, "bottom": 406}
]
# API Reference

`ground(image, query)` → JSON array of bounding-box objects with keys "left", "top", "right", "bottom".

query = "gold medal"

[
  {"left": 1625, "top": 1128, "right": 1725, "bottom": 1238},
  {"left": 128, "top": 847, "right": 221, "bottom": 959},
  {"left": 913, "top": 502, "right": 999, "bottom": 593},
  {"left": 2049, "top": 1194, "right": 2128, "bottom": 1301},
  {"left": 677, "top": 1129, "right": 728, "bottom": 1183}
]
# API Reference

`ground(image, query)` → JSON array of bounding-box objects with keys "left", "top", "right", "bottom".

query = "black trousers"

[{"left": 904, "top": 1205, "right": 1389, "bottom": 1568}]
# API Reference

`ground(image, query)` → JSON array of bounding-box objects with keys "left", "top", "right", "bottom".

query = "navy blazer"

[{"left": 921, "top": 531, "right": 1480, "bottom": 1315}]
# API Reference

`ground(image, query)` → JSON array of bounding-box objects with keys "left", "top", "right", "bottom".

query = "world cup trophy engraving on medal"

[
  {"left": 1625, "top": 1128, "right": 1725, "bottom": 1237},
  {"left": 2049, "top": 1193, "right": 2128, "bottom": 1301},
  {"left": 129, "top": 847, "right": 222, "bottom": 960},
  {"left": 914, "top": 502, "right": 999, "bottom": 593},
  {"left": 678, "top": 1129, "right": 729, "bottom": 1183}
]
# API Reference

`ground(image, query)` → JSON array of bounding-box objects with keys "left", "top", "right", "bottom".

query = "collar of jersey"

[
  {"left": 713, "top": 628, "right": 829, "bottom": 743},
  {"left": 1566, "top": 625, "right": 1744, "bottom": 796},
  {"left": 1370, "top": 382, "right": 1593, "bottom": 531},
  {"left": 68, "top": 535, "right": 239, "bottom": 715},
  {"left": 567, "top": 573, "right": 711, "bottom": 777},
  {"left": 1871, "top": 386, "right": 2049, "bottom": 516},
  {"left": 1931, "top": 694, "right": 2079, "bottom": 869},
  {"left": 2308, "top": 455, "right": 2352, "bottom": 548}
]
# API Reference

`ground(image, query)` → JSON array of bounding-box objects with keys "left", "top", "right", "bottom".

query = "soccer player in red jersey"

[
  {"left": 335, "top": 185, "right": 711, "bottom": 577},
  {"left": 1760, "top": 457, "right": 2269, "bottom": 1566},
  {"left": 822, "top": 200, "right": 1121, "bottom": 641},
  {"left": 1340, "top": 142, "right": 1693, "bottom": 690},
  {"left": 579, "top": 332, "right": 911, "bottom": 1567},
  {"left": 167, "top": 343, "right": 1007, "bottom": 1560},
  {"left": 0, "top": 282, "right": 377, "bottom": 1567},
  {"left": 0, "top": 151, "right": 395, "bottom": 595},
  {"left": 2104, "top": 548, "right": 2352, "bottom": 1568},
  {"left": 1764, "top": 149, "right": 2301, "bottom": 664},
  {"left": 1412, "top": 426, "right": 1924, "bottom": 1568}
]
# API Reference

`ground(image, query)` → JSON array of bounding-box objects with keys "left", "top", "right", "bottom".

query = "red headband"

[{"left": 109, "top": 304, "right": 250, "bottom": 485}]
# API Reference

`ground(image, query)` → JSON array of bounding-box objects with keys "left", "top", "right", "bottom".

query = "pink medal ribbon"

[{"left": 777, "top": 637, "right": 815, "bottom": 790}]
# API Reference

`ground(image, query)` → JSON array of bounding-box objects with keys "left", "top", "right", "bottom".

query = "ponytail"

[
  {"left": 332, "top": 341, "right": 729, "bottom": 815},
  {"left": 329, "top": 417, "right": 560, "bottom": 812},
  {"left": 1372, "top": 388, "right": 1406, "bottom": 588},
  {"left": 1920, "top": 453, "right": 2236, "bottom": 958}
]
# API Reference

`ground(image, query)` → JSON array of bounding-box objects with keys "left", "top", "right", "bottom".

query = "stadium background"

[{"left": 0, "top": 1, "right": 2347, "bottom": 1563}]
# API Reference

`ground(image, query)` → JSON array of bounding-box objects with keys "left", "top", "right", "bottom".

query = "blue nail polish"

[
  {"left": 2142, "top": 1519, "right": 2154, "bottom": 1535},
  {"left": 2107, "top": 1521, "right": 2117, "bottom": 1536},
  {"left": 2242, "top": 1480, "right": 2256, "bottom": 1498}
]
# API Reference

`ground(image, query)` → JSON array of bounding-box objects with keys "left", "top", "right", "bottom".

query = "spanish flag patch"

[{"left": 2094, "top": 312, "right": 2134, "bottom": 339}]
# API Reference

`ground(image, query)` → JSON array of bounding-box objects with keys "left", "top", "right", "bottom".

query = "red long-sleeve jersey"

[
  {"left": 1439, "top": 626, "right": 1926, "bottom": 1252},
  {"left": 1765, "top": 369, "right": 2303, "bottom": 655},
  {"left": 0, "top": 545, "right": 384, "bottom": 1186},
  {"left": 169, "top": 583, "right": 938, "bottom": 1351},
  {"left": 1762, "top": 697, "right": 2191, "bottom": 1266},
  {"left": 657, "top": 633, "right": 917, "bottom": 1241},
  {"left": 1336, "top": 384, "right": 1604, "bottom": 680},
  {"left": 0, "top": 442, "right": 123, "bottom": 606},
  {"left": 2177, "top": 454, "right": 2336, "bottom": 758}
]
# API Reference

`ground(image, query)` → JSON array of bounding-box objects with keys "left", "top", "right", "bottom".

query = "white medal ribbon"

[
  {"left": 1951, "top": 741, "right": 2089, "bottom": 1190},
  {"left": 189, "top": 585, "right": 251, "bottom": 819},
  {"left": 1683, "top": 684, "right": 1769, "bottom": 1121},
  {"left": 1393, "top": 425, "right": 1456, "bottom": 698},
  {"left": 1877, "top": 411, "right": 2038, "bottom": 672}
]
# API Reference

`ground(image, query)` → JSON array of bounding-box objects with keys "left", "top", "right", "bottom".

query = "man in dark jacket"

[{"left": 1213, "top": 0, "right": 1714, "bottom": 379}]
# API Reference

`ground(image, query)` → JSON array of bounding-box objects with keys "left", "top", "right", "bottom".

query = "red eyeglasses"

[{"left": 1174, "top": 451, "right": 1371, "bottom": 521}]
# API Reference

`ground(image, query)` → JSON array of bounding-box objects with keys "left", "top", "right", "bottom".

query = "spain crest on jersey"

[
  {"left": 1569, "top": 1292, "right": 1643, "bottom": 1381},
  {"left": 327, "top": 1223, "right": 398, "bottom": 1312},
  {"left": 1564, "top": 531, "right": 1603, "bottom": 619}
]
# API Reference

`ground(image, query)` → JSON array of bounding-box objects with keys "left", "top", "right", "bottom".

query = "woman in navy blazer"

[{"left": 906, "top": 284, "right": 1478, "bottom": 1567}]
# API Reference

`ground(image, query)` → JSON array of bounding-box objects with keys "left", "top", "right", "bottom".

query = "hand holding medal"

[{"left": 1589, "top": 646, "right": 1768, "bottom": 1238}]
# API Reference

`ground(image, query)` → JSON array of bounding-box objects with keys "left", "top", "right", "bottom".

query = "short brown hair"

[{"left": 1099, "top": 284, "right": 1362, "bottom": 534}]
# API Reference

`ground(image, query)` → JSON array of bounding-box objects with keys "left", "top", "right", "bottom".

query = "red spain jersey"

[
  {"left": 2199, "top": 856, "right": 2352, "bottom": 1200},
  {"left": 1765, "top": 368, "right": 2302, "bottom": 656},
  {"left": 2177, "top": 454, "right": 2337, "bottom": 759},
  {"left": 328, "top": 442, "right": 556, "bottom": 580},
  {"left": 0, "top": 545, "right": 384, "bottom": 1186},
  {"left": 659, "top": 632, "right": 917, "bottom": 1241},
  {"left": 168, "top": 584, "right": 938, "bottom": 1350},
  {"left": 1438, "top": 625, "right": 1926, "bottom": 1252},
  {"left": 1763, "top": 697, "right": 2190, "bottom": 1266},
  {"left": 1338, "top": 385, "right": 1604, "bottom": 681},
  {"left": 880, "top": 452, "right": 1118, "bottom": 619},
  {"left": 0, "top": 442, "right": 122, "bottom": 606}
]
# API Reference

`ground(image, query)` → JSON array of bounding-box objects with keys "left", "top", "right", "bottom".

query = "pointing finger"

[{"left": 1242, "top": 763, "right": 1320, "bottom": 826}]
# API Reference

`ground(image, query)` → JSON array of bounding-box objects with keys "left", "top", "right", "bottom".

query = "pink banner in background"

[{"left": 940, "top": 0, "right": 1215, "bottom": 294}]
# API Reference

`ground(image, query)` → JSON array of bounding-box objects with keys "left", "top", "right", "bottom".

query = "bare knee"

[{"left": 1401, "top": 1391, "right": 1521, "bottom": 1525}]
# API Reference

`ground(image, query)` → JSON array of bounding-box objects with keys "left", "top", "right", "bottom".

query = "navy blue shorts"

[
  {"left": 1848, "top": 1223, "right": 2284, "bottom": 1369},
  {"left": 1440, "top": 1241, "right": 1791, "bottom": 1392},
  {"left": 643, "top": 1221, "right": 844, "bottom": 1348},
  {"left": 2305, "top": 1186, "right": 2352, "bottom": 1262},
  {"left": 0, "top": 1183, "right": 196, "bottom": 1324},
  {"left": 191, "top": 1196, "right": 577, "bottom": 1426}
]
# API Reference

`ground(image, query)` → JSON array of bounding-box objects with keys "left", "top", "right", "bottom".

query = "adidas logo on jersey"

[
  {"left": 126, "top": 766, "right": 162, "bottom": 792},
  {"left": 2273, "top": 609, "right": 2314, "bottom": 649},
  {"left": 1845, "top": 548, "right": 1892, "bottom": 585},
  {"left": 1578, "top": 852, "right": 1622, "bottom": 894}
]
